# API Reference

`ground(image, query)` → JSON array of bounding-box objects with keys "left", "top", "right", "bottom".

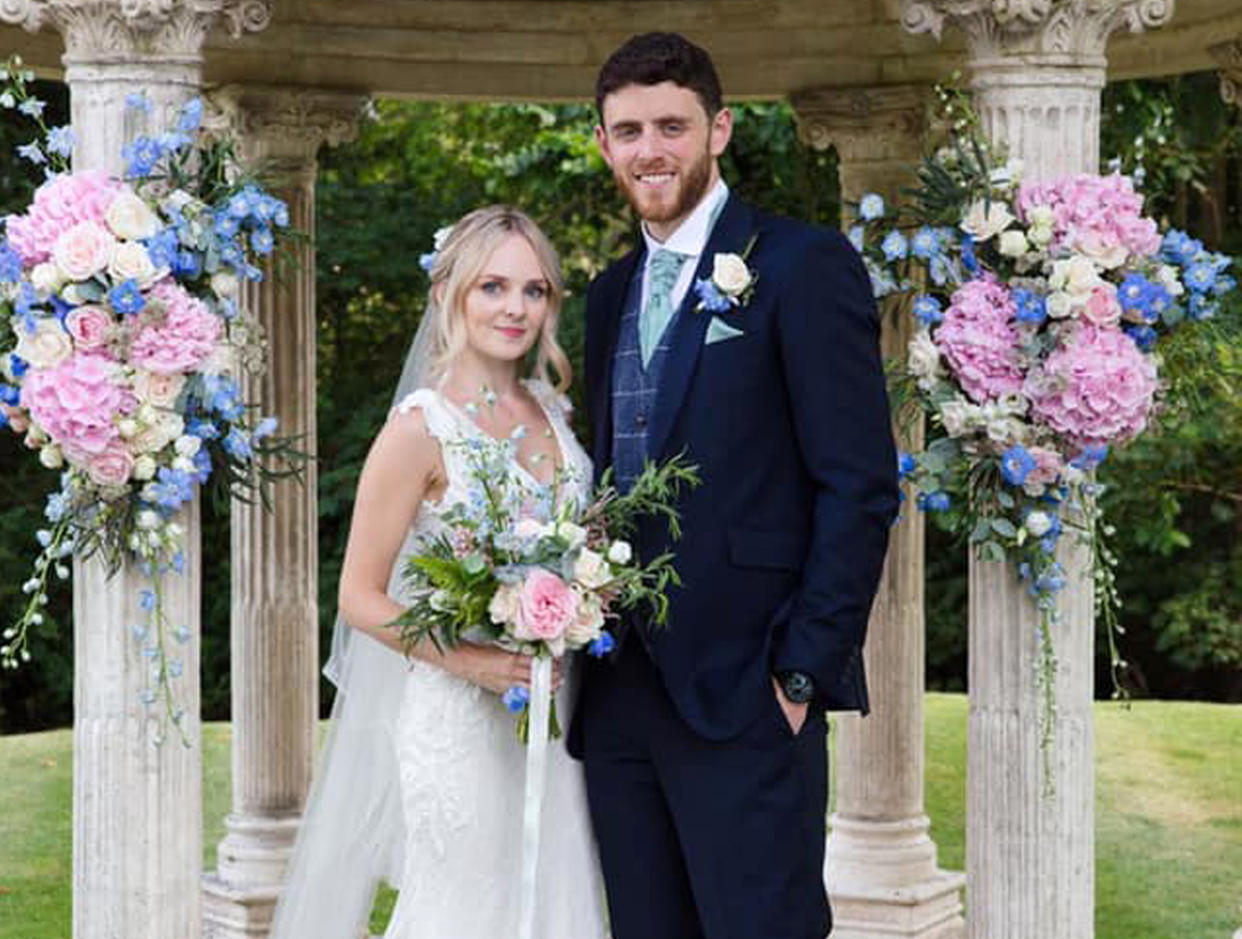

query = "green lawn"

[{"left": 1, "top": 695, "right": 1238, "bottom": 938}]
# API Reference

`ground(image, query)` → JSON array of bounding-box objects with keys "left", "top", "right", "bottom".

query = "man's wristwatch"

[{"left": 776, "top": 670, "right": 816, "bottom": 705}]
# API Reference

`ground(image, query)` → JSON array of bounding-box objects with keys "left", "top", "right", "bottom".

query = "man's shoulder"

[{"left": 749, "top": 204, "right": 847, "bottom": 257}]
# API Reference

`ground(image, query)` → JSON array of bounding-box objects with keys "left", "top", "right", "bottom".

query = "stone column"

[
  {"left": 201, "top": 86, "right": 362, "bottom": 939},
  {"left": 0, "top": 4, "right": 270, "bottom": 938},
  {"left": 1210, "top": 40, "right": 1242, "bottom": 107},
  {"left": 793, "top": 84, "right": 965, "bottom": 939},
  {"left": 900, "top": 4, "right": 1176, "bottom": 938}
]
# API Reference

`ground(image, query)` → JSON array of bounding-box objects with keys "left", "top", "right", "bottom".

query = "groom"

[{"left": 570, "top": 32, "right": 899, "bottom": 939}]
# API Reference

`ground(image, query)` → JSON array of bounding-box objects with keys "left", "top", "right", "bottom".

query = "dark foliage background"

[{"left": 1, "top": 76, "right": 1238, "bottom": 732}]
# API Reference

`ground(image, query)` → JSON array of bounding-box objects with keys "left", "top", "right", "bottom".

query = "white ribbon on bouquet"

[{"left": 517, "top": 655, "right": 553, "bottom": 939}]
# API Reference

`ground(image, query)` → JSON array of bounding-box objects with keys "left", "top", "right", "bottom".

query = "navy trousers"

[{"left": 580, "top": 639, "right": 831, "bottom": 939}]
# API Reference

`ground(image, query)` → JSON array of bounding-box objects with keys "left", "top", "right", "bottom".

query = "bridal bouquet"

[
  {"left": 852, "top": 92, "right": 1235, "bottom": 761},
  {"left": 392, "top": 433, "right": 697, "bottom": 742},
  {"left": 0, "top": 58, "right": 301, "bottom": 739}
]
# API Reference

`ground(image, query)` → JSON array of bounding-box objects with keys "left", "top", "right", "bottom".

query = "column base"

[
  {"left": 827, "top": 869, "right": 966, "bottom": 939},
  {"left": 202, "top": 874, "right": 281, "bottom": 939}
]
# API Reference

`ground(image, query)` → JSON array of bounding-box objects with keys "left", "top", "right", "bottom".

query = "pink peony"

[
  {"left": 1017, "top": 173, "right": 1161, "bottom": 266},
  {"left": 933, "top": 278, "right": 1024, "bottom": 404},
  {"left": 86, "top": 442, "right": 135, "bottom": 488},
  {"left": 129, "top": 280, "right": 222, "bottom": 374},
  {"left": 5, "top": 171, "right": 125, "bottom": 266},
  {"left": 513, "top": 568, "right": 577, "bottom": 645},
  {"left": 64, "top": 305, "right": 117, "bottom": 352},
  {"left": 1025, "top": 324, "right": 1158, "bottom": 448},
  {"left": 20, "top": 352, "right": 134, "bottom": 463}
]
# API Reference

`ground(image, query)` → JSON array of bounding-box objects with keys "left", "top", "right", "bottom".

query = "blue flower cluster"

[
  {"left": 122, "top": 96, "right": 204, "bottom": 177},
  {"left": 1161, "top": 229, "right": 1235, "bottom": 321},
  {"left": 1001, "top": 445, "right": 1037, "bottom": 487},
  {"left": 693, "top": 277, "right": 732, "bottom": 313},
  {"left": 587, "top": 631, "right": 616, "bottom": 658},
  {"left": 1011, "top": 288, "right": 1047, "bottom": 325},
  {"left": 912, "top": 295, "right": 942, "bottom": 325}
]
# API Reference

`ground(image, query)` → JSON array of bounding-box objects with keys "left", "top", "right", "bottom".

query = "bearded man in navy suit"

[{"left": 568, "top": 32, "right": 900, "bottom": 939}]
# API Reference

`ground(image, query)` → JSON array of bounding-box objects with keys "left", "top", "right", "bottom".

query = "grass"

[{"left": 1, "top": 695, "right": 1238, "bottom": 938}]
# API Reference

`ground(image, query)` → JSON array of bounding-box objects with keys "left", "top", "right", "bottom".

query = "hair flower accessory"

[
  {"left": 419, "top": 225, "right": 454, "bottom": 274},
  {"left": 694, "top": 234, "right": 758, "bottom": 314}
]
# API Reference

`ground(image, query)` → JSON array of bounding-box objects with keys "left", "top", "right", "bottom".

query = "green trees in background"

[{"left": 0, "top": 80, "right": 1237, "bottom": 732}]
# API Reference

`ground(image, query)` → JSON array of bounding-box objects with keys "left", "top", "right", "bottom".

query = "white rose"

[
  {"left": 938, "top": 398, "right": 979, "bottom": 438},
  {"left": 565, "top": 589, "right": 605, "bottom": 647},
  {"left": 118, "top": 418, "right": 139, "bottom": 438},
  {"left": 1024, "top": 510, "right": 1052, "bottom": 538},
  {"left": 1074, "top": 231, "right": 1129, "bottom": 270},
  {"left": 488, "top": 582, "right": 521, "bottom": 626},
  {"left": 712, "top": 253, "right": 752, "bottom": 296},
  {"left": 129, "top": 410, "right": 184, "bottom": 455},
  {"left": 573, "top": 549, "right": 611, "bottom": 589},
  {"left": 53, "top": 220, "right": 116, "bottom": 282},
  {"left": 907, "top": 330, "right": 942, "bottom": 383},
  {"left": 607, "top": 540, "right": 632, "bottom": 565},
  {"left": 14, "top": 319, "right": 73, "bottom": 369},
  {"left": 556, "top": 521, "right": 587, "bottom": 550},
  {"left": 31, "top": 261, "right": 63, "bottom": 294},
  {"left": 132, "top": 455, "right": 157, "bottom": 481},
  {"left": 132, "top": 370, "right": 186, "bottom": 408},
  {"left": 198, "top": 343, "right": 237, "bottom": 378},
  {"left": 105, "top": 190, "right": 160, "bottom": 241},
  {"left": 998, "top": 229, "right": 1029, "bottom": 258},
  {"left": 210, "top": 271, "right": 240, "bottom": 299},
  {"left": 174, "top": 434, "right": 201, "bottom": 457},
  {"left": 1027, "top": 224, "right": 1054, "bottom": 247},
  {"left": 1026, "top": 205, "right": 1055, "bottom": 229},
  {"left": 38, "top": 445, "right": 63, "bottom": 469},
  {"left": 960, "top": 199, "right": 1014, "bottom": 243},
  {"left": 1049, "top": 256, "right": 1100, "bottom": 296},
  {"left": 1045, "top": 291, "right": 1074, "bottom": 319},
  {"left": 107, "top": 241, "right": 161, "bottom": 288}
]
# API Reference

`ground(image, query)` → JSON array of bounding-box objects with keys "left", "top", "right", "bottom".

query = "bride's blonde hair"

[{"left": 423, "top": 205, "right": 571, "bottom": 392}]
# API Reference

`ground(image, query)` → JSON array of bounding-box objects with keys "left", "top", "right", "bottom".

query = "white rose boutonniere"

[{"left": 694, "top": 234, "right": 759, "bottom": 314}]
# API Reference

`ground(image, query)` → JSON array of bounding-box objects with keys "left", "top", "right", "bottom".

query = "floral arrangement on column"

[
  {"left": 851, "top": 89, "right": 1236, "bottom": 767},
  {"left": 0, "top": 58, "right": 302, "bottom": 741}
]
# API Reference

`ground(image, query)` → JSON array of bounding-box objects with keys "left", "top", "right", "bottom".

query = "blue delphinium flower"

[
  {"left": 268, "top": 197, "right": 290, "bottom": 227},
  {"left": 16, "top": 142, "right": 44, "bottom": 165},
  {"left": 9, "top": 354, "right": 29, "bottom": 379},
  {"left": 214, "top": 211, "right": 241, "bottom": 239},
  {"left": 109, "top": 279, "right": 145, "bottom": 315},
  {"left": 16, "top": 281, "right": 41, "bottom": 331},
  {"left": 219, "top": 238, "right": 244, "bottom": 268},
  {"left": 959, "top": 234, "right": 979, "bottom": 275},
  {"left": 1124, "top": 324, "right": 1157, "bottom": 349},
  {"left": 44, "top": 491, "right": 67, "bottom": 523},
  {"left": 1011, "top": 288, "right": 1047, "bottom": 325},
  {"left": 1161, "top": 230, "right": 1202, "bottom": 266},
  {"left": 1033, "top": 563, "right": 1067, "bottom": 596},
  {"left": 0, "top": 242, "right": 22, "bottom": 282},
  {"left": 1117, "top": 273, "right": 1152, "bottom": 314},
  {"left": 419, "top": 252, "right": 437, "bottom": 273},
  {"left": 912, "top": 295, "right": 943, "bottom": 325},
  {"left": 1001, "top": 444, "right": 1037, "bottom": 486},
  {"left": 145, "top": 227, "right": 180, "bottom": 268},
  {"left": 847, "top": 225, "right": 864, "bottom": 254},
  {"left": 917, "top": 491, "right": 951, "bottom": 512},
  {"left": 881, "top": 229, "right": 908, "bottom": 262},
  {"left": 1187, "top": 292, "right": 1218, "bottom": 320},
  {"left": 253, "top": 416, "right": 278, "bottom": 440},
  {"left": 173, "top": 249, "right": 202, "bottom": 279},
  {"left": 587, "top": 632, "right": 616, "bottom": 658},
  {"left": 694, "top": 278, "right": 732, "bottom": 313},
  {"left": 0, "top": 383, "right": 20, "bottom": 407},
  {"left": 18, "top": 98, "right": 45, "bottom": 119},
  {"left": 46, "top": 125, "right": 75, "bottom": 159},
  {"left": 502, "top": 685, "right": 530, "bottom": 713},
  {"left": 1070, "top": 444, "right": 1108, "bottom": 471},
  {"left": 910, "top": 226, "right": 940, "bottom": 260},
  {"left": 1184, "top": 262, "right": 1215, "bottom": 294},
  {"left": 125, "top": 92, "right": 152, "bottom": 113},
  {"left": 928, "top": 254, "right": 953, "bottom": 287},
  {"left": 191, "top": 448, "right": 212, "bottom": 484},
  {"left": 859, "top": 193, "right": 885, "bottom": 221},
  {"left": 897, "top": 452, "right": 917, "bottom": 479},
  {"left": 139, "top": 589, "right": 157, "bottom": 611},
  {"left": 123, "top": 136, "right": 164, "bottom": 178},
  {"left": 187, "top": 417, "right": 220, "bottom": 440},
  {"left": 1146, "top": 284, "right": 1172, "bottom": 321},
  {"left": 250, "top": 226, "right": 274, "bottom": 254},
  {"left": 178, "top": 96, "right": 203, "bottom": 133},
  {"left": 223, "top": 428, "right": 253, "bottom": 460}
]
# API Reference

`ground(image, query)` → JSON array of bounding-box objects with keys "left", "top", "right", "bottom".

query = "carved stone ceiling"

[{"left": 3, "top": 0, "right": 1242, "bottom": 101}]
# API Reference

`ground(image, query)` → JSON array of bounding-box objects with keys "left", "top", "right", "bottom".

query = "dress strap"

[{"left": 392, "top": 388, "right": 459, "bottom": 443}]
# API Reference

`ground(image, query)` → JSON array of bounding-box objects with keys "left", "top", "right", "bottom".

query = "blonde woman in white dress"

[{"left": 269, "top": 206, "right": 606, "bottom": 939}]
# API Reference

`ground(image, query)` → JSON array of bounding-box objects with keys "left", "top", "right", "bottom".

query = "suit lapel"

[
  {"left": 588, "top": 244, "right": 643, "bottom": 470},
  {"left": 646, "top": 195, "right": 756, "bottom": 462}
]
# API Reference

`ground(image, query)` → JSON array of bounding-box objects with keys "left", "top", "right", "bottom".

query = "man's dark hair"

[{"left": 595, "top": 32, "right": 723, "bottom": 120}]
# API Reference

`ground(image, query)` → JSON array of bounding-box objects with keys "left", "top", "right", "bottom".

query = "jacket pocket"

[{"left": 727, "top": 528, "right": 808, "bottom": 572}]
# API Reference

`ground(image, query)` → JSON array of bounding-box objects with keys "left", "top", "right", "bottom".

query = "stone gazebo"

[{"left": 3, "top": 2, "right": 1239, "bottom": 938}]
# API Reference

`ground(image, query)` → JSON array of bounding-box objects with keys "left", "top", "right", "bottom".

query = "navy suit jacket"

[{"left": 580, "top": 194, "right": 899, "bottom": 742}]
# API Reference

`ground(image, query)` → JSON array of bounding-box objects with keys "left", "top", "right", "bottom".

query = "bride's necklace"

[{"left": 459, "top": 383, "right": 557, "bottom": 474}]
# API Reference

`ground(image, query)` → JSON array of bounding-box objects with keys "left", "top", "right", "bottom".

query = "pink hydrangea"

[
  {"left": 1025, "top": 325, "right": 1158, "bottom": 447},
  {"left": 1017, "top": 173, "right": 1161, "bottom": 266},
  {"left": 5, "top": 171, "right": 125, "bottom": 266},
  {"left": 20, "top": 353, "right": 134, "bottom": 463},
  {"left": 933, "top": 278, "right": 1024, "bottom": 403},
  {"left": 129, "top": 280, "right": 222, "bottom": 374}
]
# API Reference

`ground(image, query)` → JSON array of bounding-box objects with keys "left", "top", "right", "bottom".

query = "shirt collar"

[{"left": 641, "top": 177, "right": 730, "bottom": 260}]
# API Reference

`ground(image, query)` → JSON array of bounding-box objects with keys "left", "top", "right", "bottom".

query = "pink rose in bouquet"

[
  {"left": 130, "top": 280, "right": 222, "bottom": 374},
  {"left": 934, "top": 278, "right": 1024, "bottom": 404},
  {"left": 1081, "top": 284, "right": 1122, "bottom": 328},
  {"left": 5, "top": 170, "right": 124, "bottom": 266},
  {"left": 86, "top": 441, "right": 135, "bottom": 488},
  {"left": 513, "top": 569, "right": 577, "bottom": 645},
  {"left": 1025, "top": 324, "right": 1159, "bottom": 447},
  {"left": 64, "top": 305, "right": 116, "bottom": 352}
]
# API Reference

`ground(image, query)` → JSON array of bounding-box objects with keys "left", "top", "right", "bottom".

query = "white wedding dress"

[{"left": 377, "top": 379, "right": 606, "bottom": 939}]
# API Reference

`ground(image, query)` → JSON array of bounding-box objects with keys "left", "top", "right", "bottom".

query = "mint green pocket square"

[{"left": 705, "top": 316, "right": 744, "bottom": 345}]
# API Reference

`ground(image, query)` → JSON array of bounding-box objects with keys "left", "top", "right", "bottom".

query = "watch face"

[{"left": 782, "top": 671, "right": 814, "bottom": 703}]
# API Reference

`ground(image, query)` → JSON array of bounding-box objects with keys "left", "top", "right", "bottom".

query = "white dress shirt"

[{"left": 639, "top": 177, "right": 730, "bottom": 318}]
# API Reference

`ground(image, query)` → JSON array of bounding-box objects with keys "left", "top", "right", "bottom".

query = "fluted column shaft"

[
  {"left": 202, "top": 85, "right": 361, "bottom": 939},
  {"left": 0, "top": 5, "right": 270, "bottom": 938},
  {"left": 792, "top": 84, "right": 964, "bottom": 939},
  {"left": 901, "top": 3, "right": 1177, "bottom": 938}
]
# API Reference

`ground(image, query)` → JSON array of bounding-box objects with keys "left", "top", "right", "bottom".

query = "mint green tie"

[{"left": 640, "top": 248, "right": 689, "bottom": 368}]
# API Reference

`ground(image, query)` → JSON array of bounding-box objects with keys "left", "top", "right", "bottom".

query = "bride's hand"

[{"left": 441, "top": 643, "right": 563, "bottom": 696}]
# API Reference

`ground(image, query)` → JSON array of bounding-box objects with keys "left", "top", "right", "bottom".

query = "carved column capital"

[
  {"left": 0, "top": 0, "right": 270, "bottom": 61},
  {"left": 1210, "top": 40, "right": 1242, "bottom": 108},
  {"left": 791, "top": 83, "right": 930, "bottom": 165},
  {"left": 208, "top": 85, "right": 367, "bottom": 185},
  {"left": 901, "top": 0, "right": 1175, "bottom": 62}
]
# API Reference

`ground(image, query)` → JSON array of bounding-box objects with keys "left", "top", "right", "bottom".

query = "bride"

[{"left": 269, "top": 206, "right": 606, "bottom": 938}]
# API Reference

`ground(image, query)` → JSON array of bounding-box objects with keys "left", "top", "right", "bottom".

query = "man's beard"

[{"left": 616, "top": 144, "right": 713, "bottom": 229}]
